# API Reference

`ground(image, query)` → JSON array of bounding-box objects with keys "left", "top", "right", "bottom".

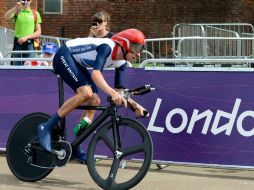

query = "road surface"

[{"left": 0, "top": 155, "right": 254, "bottom": 190}]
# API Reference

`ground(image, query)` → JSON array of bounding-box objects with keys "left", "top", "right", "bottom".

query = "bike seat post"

[{"left": 57, "top": 75, "right": 66, "bottom": 138}]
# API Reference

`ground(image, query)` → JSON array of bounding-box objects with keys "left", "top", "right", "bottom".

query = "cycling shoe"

[
  {"left": 38, "top": 123, "right": 52, "bottom": 152},
  {"left": 72, "top": 145, "right": 87, "bottom": 164}
]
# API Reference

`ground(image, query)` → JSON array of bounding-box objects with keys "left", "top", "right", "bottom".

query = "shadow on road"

[
  {"left": 0, "top": 174, "right": 97, "bottom": 190},
  {"left": 94, "top": 161, "right": 254, "bottom": 182}
]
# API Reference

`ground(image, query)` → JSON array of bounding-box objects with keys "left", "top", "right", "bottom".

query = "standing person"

[
  {"left": 38, "top": 29, "right": 149, "bottom": 163},
  {"left": 88, "top": 11, "right": 115, "bottom": 38},
  {"left": 4, "top": 0, "right": 42, "bottom": 66}
]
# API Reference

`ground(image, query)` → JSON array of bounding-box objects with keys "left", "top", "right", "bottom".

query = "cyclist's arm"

[
  {"left": 128, "top": 98, "right": 149, "bottom": 117},
  {"left": 91, "top": 70, "right": 116, "bottom": 96},
  {"left": 92, "top": 70, "right": 126, "bottom": 106},
  {"left": 114, "top": 62, "right": 127, "bottom": 89},
  {"left": 115, "top": 88, "right": 149, "bottom": 117},
  {"left": 92, "top": 43, "right": 119, "bottom": 96}
]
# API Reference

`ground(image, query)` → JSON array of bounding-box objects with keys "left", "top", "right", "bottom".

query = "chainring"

[{"left": 52, "top": 141, "right": 72, "bottom": 167}]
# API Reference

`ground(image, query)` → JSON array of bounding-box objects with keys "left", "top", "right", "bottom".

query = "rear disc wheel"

[{"left": 6, "top": 112, "right": 55, "bottom": 181}]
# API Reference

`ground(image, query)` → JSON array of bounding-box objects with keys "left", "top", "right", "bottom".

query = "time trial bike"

[{"left": 6, "top": 81, "right": 155, "bottom": 190}]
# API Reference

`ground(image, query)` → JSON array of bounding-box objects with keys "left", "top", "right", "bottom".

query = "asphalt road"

[{"left": 0, "top": 155, "right": 254, "bottom": 190}]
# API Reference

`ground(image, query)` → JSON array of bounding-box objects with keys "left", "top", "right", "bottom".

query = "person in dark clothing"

[{"left": 88, "top": 11, "right": 114, "bottom": 38}]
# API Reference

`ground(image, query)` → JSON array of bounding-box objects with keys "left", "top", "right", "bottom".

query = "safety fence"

[
  {"left": 0, "top": 27, "right": 70, "bottom": 65},
  {"left": 2, "top": 24, "right": 254, "bottom": 67},
  {"left": 171, "top": 23, "right": 254, "bottom": 59},
  {"left": 141, "top": 36, "right": 254, "bottom": 67}
]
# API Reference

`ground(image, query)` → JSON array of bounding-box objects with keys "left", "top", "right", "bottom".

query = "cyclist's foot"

[
  {"left": 38, "top": 123, "right": 52, "bottom": 152},
  {"left": 72, "top": 145, "right": 87, "bottom": 164}
]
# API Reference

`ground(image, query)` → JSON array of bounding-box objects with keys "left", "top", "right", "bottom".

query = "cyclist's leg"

[
  {"left": 73, "top": 69, "right": 100, "bottom": 162},
  {"left": 72, "top": 93, "right": 100, "bottom": 162},
  {"left": 79, "top": 93, "right": 101, "bottom": 120},
  {"left": 57, "top": 86, "right": 93, "bottom": 116},
  {"left": 38, "top": 44, "right": 93, "bottom": 152}
]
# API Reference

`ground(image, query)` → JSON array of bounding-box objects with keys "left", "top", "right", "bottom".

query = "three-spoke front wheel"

[{"left": 87, "top": 118, "right": 153, "bottom": 190}]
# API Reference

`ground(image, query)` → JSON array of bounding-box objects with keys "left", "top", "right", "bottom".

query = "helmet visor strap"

[{"left": 119, "top": 44, "right": 128, "bottom": 60}]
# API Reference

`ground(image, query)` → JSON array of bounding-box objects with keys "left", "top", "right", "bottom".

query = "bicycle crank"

[
  {"left": 26, "top": 141, "right": 72, "bottom": 169},
  {"left": 52, "top": 141, "right": 72, "bottom": 167}
]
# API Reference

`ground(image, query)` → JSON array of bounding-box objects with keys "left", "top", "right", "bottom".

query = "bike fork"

[
  {"left": 104, "top": 115, "right": 122, "bottom": 190},
  {"left": 111, "top": 115, "right": 122, "bottom": 156}
]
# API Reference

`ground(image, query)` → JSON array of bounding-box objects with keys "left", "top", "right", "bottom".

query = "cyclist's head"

[{"left": 112, "top": 29, "right": 145, "bottom": 60}]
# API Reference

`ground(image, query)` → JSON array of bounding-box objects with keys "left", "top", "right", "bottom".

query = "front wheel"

[
  {"left": 87, "top": 118, "right": 153, "bottom": 190},
  {"left": 6, "top": 112, "right": 54, "bottom": 182}
]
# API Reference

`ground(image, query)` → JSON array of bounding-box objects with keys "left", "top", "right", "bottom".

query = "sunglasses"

[
  {"left": 130, "top": 43, "right": 144, "bottom": 54},
  {"left": 92, "top": 18, "right": 105, "bottom": 24},
  {"left": 21, "top": 0, "right": 31, "bottom": 4}
]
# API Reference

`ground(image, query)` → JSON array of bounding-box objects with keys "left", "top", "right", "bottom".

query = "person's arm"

[
  {"left": 114, "top": 62, "right": 127, "bottom": 89},
  {"left": 92, "top": 70, "right": 116, "bottom": 96},
  {"left": 92, "top": 44, "right": 113, "bottom": 95},
  {"left": 4, "top": 2, "right": 22, "bottom": 20},
  {"left": 17, "top": 23, "right": 41, "bottom": 43},
  {"left": 91, "top": 44, "right": 127, "bottom": 106},
  {"left": 127, "top": 98, "right": 149, "bottom": 117},
  {"left": 115, "top": 88, "right": 149, "bottom": 117},
  {"left": 91, "top": 70, "right": 126, "bottom": 106}
]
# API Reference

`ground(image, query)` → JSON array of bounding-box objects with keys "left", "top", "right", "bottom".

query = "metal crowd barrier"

[
  {"left": 139, "top": 58, "right": 254, "bottom": 68},
  {"left": 0, "top": 27, "right": 70, "bottom": 59},
  {"left": 1, "top": 26, "right": 254, "bottom": 68},
  {"left": 177, "top": 37, "right": 247, "bottom": 58},
  {"left": 1, "top": 50, "right": 43, "bottom": 66},
  {"left": 173, "top": 23, "right": 254, "bottom": 38},
  {"left": 172, "top": 23, "right": 254, "bottom": 59}
]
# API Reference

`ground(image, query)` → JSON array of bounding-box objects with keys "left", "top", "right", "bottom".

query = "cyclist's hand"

[
  {"left": 111, "top": 91, "right": 127, "bottom": 107},
  {"left": 127, "top": 99, "right": 149, "bottom": 117},
  {"left": 135, "top": 104, "right": 149, "bottom": 117}
]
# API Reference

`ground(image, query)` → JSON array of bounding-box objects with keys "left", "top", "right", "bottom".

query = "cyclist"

[{"left": 38, "top": 28, "right": 148, "bottom": 162}]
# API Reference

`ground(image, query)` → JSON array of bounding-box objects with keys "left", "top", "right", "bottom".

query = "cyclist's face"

[{"left": 126, "top": 51, "right": 140, "bottom": 62}]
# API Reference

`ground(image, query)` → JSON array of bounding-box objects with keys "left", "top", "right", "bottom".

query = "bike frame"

[
  {"left": 72, "top": 103, "right": 119, "bottom": 150},
  {"left": 57, "top": 76, "right": 121, "bottom": 153}
]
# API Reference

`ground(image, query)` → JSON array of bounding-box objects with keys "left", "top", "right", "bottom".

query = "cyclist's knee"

[
  {"left": 91, "top": 95, "right": 100, "bottom": 106},
  {"left": 76, "top": 86, "right": 93, "bottom": 101}
]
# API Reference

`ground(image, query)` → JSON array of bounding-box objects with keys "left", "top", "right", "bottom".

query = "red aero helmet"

[{"left": 111, "top": 28, "right": 145, "bottom": 52}]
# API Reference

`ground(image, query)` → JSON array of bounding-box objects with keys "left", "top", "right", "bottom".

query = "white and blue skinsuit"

[{"left": 53, "top": 37, "right": 127, "bottom": 93}]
